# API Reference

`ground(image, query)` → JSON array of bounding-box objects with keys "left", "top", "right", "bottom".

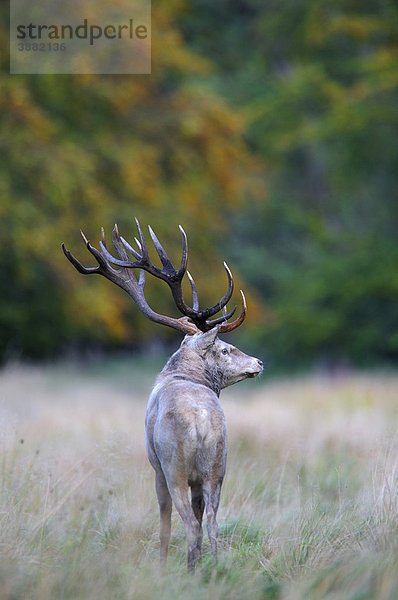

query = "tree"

[
  {"left": 0, "top": 0, "right": 257, "bottom": 360},
  {"left": 181, "top": 0, "right": 398, "bottom": 365}
]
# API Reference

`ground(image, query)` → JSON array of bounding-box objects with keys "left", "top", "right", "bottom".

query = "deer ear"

[
  {"left": 194, "top": 326, "right": 220, "bottom": 353},
  {"left": 180, "top": 333, "right": 192, "bottom": 346}
]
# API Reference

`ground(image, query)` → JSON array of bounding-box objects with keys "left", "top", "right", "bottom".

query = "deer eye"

[{"left": 221, "top": 348, "right": 228, "bottom": 355}]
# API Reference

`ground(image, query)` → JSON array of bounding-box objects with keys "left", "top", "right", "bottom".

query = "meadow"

[{"left": 0, "top": 358, "right": 397, "bottom": 600}]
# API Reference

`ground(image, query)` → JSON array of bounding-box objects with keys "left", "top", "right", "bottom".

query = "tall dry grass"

[{"left": 0, "top": 360, "right": 397, "bottom": 599}]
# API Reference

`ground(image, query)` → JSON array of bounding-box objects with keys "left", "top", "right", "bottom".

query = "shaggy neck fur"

[{"left": 159, "top": 347, "right": 222, "bottom": 396}]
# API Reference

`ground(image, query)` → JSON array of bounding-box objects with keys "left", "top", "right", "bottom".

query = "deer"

[{"left": 62, "top": 218, "right": 263, "bottom": 571}]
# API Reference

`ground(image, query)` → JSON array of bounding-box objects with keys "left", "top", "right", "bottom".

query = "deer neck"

[{"left": 160, "top": 348, "right": 222, "bottom": 396}]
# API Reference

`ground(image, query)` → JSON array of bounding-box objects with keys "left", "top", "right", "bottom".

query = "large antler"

[{"left": 62, "top": 219, "right": 246, "bottom": 335}]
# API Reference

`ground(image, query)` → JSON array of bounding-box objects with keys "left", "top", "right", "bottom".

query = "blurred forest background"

[{"left": 1, "top": 0, "right": 398, "bottom": 369}]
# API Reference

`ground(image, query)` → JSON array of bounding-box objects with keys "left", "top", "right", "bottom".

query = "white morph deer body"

[
  {"left": 146, "top": 330, "right": 262, "bottom": 569},
  {"left": 63, "top": 218, "right": 262, "bottom": 571}
]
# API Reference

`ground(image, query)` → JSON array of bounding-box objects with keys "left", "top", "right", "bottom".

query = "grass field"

[{"left": 0, "top": 358, "right": 397, "bottom": 599}]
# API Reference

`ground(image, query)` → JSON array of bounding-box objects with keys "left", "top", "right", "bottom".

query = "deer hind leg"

[
  {"left": 190, "top": 484, "right": 204, "bottom": 557},
  {"left": 155, "top": 471, "right": 172, "bottom": 568},
  {"left": 168, "top": 482, "right": 202, "bottom": 572},
  {"left": 203, "top": 480, "right": 223, "bottom": 563}
]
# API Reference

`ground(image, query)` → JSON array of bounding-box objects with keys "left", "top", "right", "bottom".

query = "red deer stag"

[{"left": 62, "top": 219, "right": 263, "bottom": 571}]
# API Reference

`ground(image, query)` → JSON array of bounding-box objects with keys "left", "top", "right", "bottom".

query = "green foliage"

[{"left": 180, "top": 0, "right": 398, "bottom": 365}]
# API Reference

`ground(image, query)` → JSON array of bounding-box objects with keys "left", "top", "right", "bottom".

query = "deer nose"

[{"left": 257, "top": 359, "right": 263, "bottom": 369}]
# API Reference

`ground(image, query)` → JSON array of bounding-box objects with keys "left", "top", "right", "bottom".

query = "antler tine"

[
  {"left": 100, "top": 218, "right": 166, "bottom": 280},
  {"left": 206, "top": 305, "right": 237, "bottom": 327},
  {"left": 101, "top": 227, "right": 106, "bottom": 246},
  {"left": 112, "top": 224, "right": 131, "bottom": 262},
  {"left": 134, "top": 217, "right": 149, "bottom": 261},
  {"left": 177, "top": 225, "right": 188, "bottom": 279},
  {"left": 196, "top": 262, "right": 234, "bottom": 321},
  {"left": 99, "top": 226, "right": 124, "bottom": 264},
  {"left": 62, "top": 230, "right": 116, "bottom": 276},
  {"left": 187, "top": 271, "right": 199, "bottom": 311},
  {"left": 62, "top": 242, "right": 98, "bottom": 274},
  {"left": 80, "top": 229, "right": 89, "bottom": 245},
  {"left": 102, "top": 223, "right": 142, "bottom": 262},
  {"left": 81, "top": 230, "right": 111, "bottom": 271},
  {"left": 148, "top": 226, "right": 175, "bottom": 274},
  {"left": 98, "top": 220, "right": 155, "bottom": 272},
  {"left": 218, "top": 290, "right": 247, "bottom": 333},
  {"left": 119, "top": 236, "right": 142, "bottom": 260}
]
